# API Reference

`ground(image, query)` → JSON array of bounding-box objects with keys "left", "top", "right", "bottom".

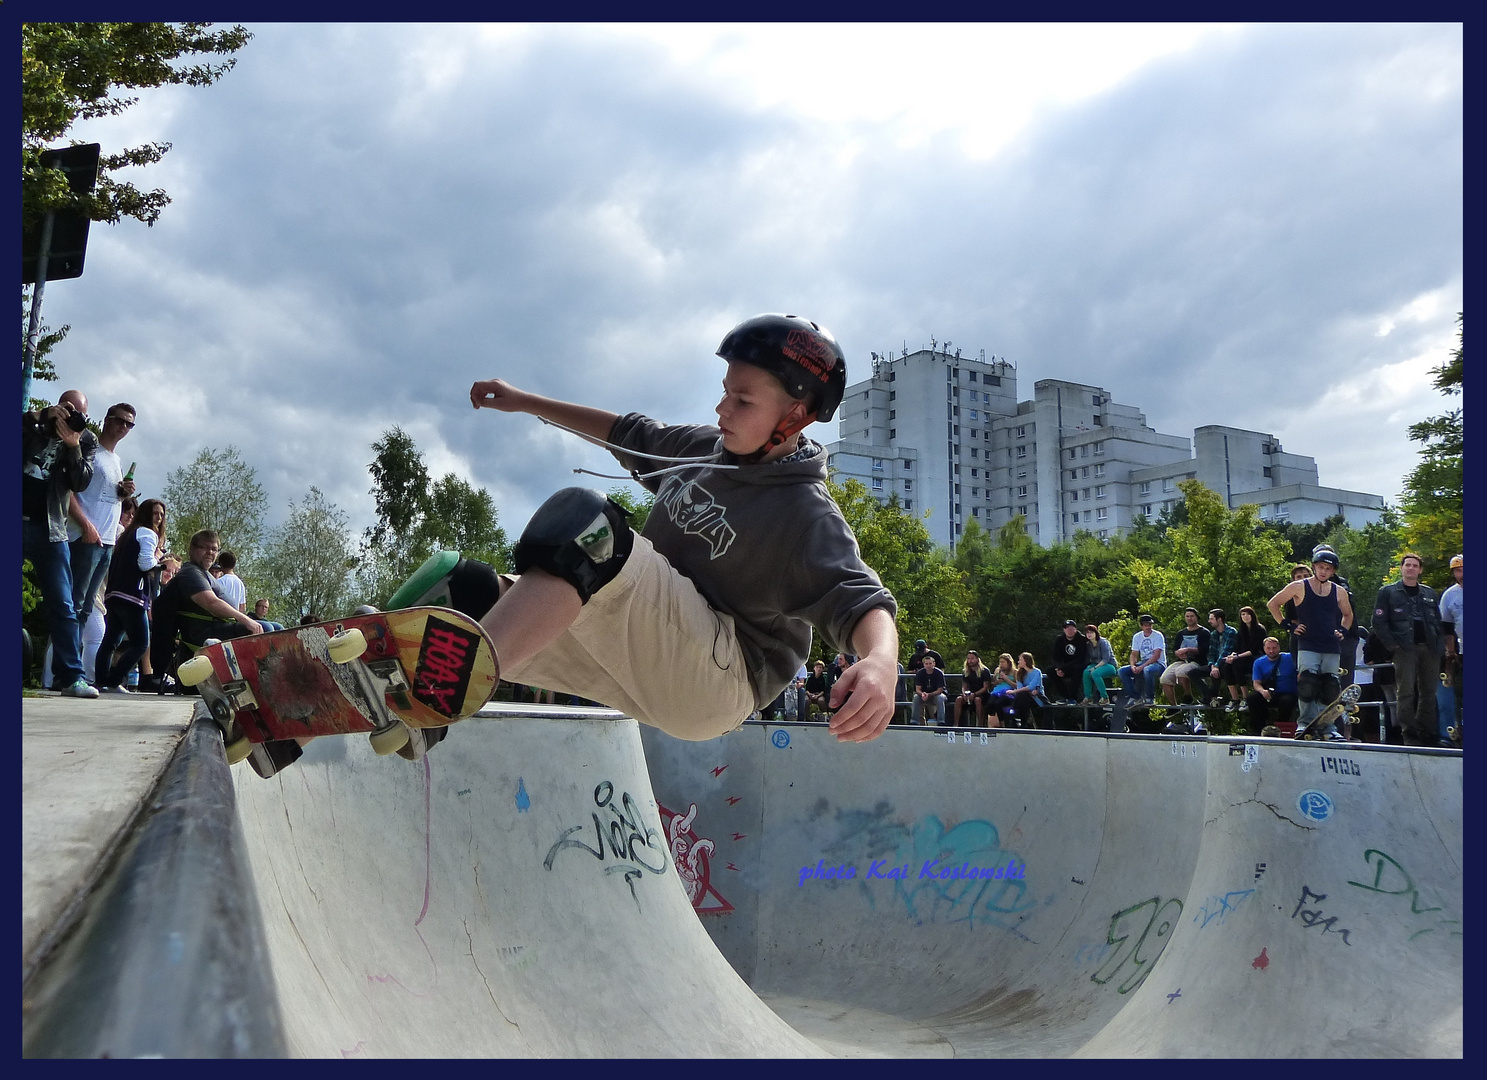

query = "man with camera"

[{"left": 22, "top": 389, "right": 99, "bottom": 697}]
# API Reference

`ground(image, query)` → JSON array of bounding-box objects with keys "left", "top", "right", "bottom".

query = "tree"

[
  {"left": 1398, "top": 313, "right": 1463, "bottom": 584},
  {"left": 1260, "top": 514, "right": 1347, "bottom": 566},
  {"left": 606, "top": 486, "right": 654, "bottom": 533},
  {"left": 360, "top": 427, "right": 511, "bottom": 606},
  {"left": 828, "top": 478, "right": 969, "bottom": 663},
  {"left": 1122, "top": 480, "right": 1292, "bottom": 644},
  {"left": 22, "top": 22, "right": 251, "bottom": 231},
  {"left": 260, "top": 488, "right": 357, "bottom": 622},
  {"left": 163, "top": 445, "right": 267, "bottom": 560}
]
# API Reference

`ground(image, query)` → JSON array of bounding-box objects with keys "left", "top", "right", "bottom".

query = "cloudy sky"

[{"left": 46, "top": 22, "right": 1462, "bottom": 548}]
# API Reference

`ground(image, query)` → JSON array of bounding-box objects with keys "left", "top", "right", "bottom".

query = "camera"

[{"left": 62, "top": 408, "right": 89, "bottom": 432}]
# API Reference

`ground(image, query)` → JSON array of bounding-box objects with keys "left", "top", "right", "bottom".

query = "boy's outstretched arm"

[
  {"left": 470, "top": 378, "right": 619, "bottom": 443},
  {"left": 828, "top": 607, "right": 899, "bottom": 743}
]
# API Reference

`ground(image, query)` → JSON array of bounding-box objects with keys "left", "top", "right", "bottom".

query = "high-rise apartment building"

[{"left": 826, "top": 348, "right": 1385, "bottom": 548}]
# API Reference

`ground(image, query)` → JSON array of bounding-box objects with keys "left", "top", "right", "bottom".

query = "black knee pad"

[
  {"left": 512, "top": 488, "right": 633, "bottom": 604},
  {"left": 1297, "top": 669, "right": 1322, "bottom": 703},
  {"left": 1317, "top": 672, "right": 1341, "bottom": 704}
]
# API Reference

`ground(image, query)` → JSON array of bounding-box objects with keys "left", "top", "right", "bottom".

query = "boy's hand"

[
  {"left": 470, "top": 379, "right": 529, "bottom": 412},
  {"left": 828, "top": 652, "right": 896, "bottom": 743}
]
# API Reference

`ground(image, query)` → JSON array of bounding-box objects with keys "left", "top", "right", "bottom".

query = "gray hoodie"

[{"left": 609, "top": 413, "right": 896, "bottom": 709}]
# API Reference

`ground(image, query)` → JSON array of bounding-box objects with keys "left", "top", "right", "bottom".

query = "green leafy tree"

[
  {"left": 1125, "top": 479, "right": 1292, "bottom": 638},
  {"left": 827, "top": 478, "right": 969, "bottom": 664},
  {"left": 1398, "top": 314, "right": 1463, "bottom": 584},
  {"left": 360, "top": 427, "right": 511, "bottom": 606},
  {"left": 606, "top": 487, "right": 654, "bottom": 533},
  {"left": 162, "top": 445, "right": 267, "bottom": 562},
  {"left": 1261, "top": 514, "right": 1348, "bottom": 566},
  {"left": 1330, "top": 507, "right": 1406, "bottom": 611},
  {"left": 260, "top": 488, "right": 358, "bottom": 622}
]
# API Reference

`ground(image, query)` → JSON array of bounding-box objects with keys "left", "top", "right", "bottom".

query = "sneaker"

[
  {"left": 60, "top": 678, "right": 99, "bottom": 699},
  {"left": 98, "top": 684, "right": 132, "bottom": 694},
  {"left": 1225, "top": 700, "right": 1238, "bottom": 712},
  {"left": 388, "top": 551, "right": 499, "bottom": 617},
  {"left": 1324, "top": 728, "right": 1347, "bottom": 742},
  {"left": 1191, "top": 720, "right": 1209, "bottom": 736},
  {"left": 1163, "top": 719, "right": 1191, "bottom": 735}
]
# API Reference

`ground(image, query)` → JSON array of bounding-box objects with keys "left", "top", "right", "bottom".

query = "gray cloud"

[{"left": 47, "top": 22, "right": 1460, "bottom": 550}]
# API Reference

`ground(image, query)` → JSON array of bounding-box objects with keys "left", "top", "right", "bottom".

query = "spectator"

[
  {"left": 830, "top": 651, "right": 856, "bottom": 682},
  {"left": 913, "top": 653, "right": 947, "bottom": 725},
  {"left": 149, "top": 529, "right": 263, "bottom": 688},
  {"left": 96, "top": 498, "right": 167, "bottom": 693},
  {"left": 1369, "top": 553, "right": 1444, "bottom": 747},
  {"left": 954, "top": 649, "right": 991, "bottom": 727},
  {"left": 22, "top": 389, "right": 99, "bottom": 698},
  {"left": 804, "top": 659, "right": 833, "bottom": 719},
  {"left": 252, "top": 598, "right": 286, "bottom": 632},
  {"left": 987, "top": 652, "right": 1017, "bottom": 727},
  {"left": 907, "top": 638, "right": 943, "bottom": 675},
  {"left": 1048, "top": 619, "right": 1090, "bottom": 703},
  {"left": 214, "top": 551, "right": 248, "bottom": 613},
  {"left": 1439, "top": 553, "right": 1463, "bottom": 742},
  {"left": 1160, "top": 607, "right": 1211, "bottom": 705},
  {"left": 1220, "top": 606, "right": 1266, "bottom": 710},
  {"left": 1119, "top": 615, "right": 1166, "bottom": 705},
  {"left": 66, "top": 403, "right": 137, "bottom": 655},
  {"left": 1080, "top": 625, "right": 1118, "bottom": 705},
  {"left": 1247, "top": 636, "right": 1298, "bottom": 735},
  {"left": 1204, "top": 609, "right": 1239, "bottom": 707},
  {"left": 1268, "top": 550, "right": 1354, "bottom": 742},
  {"left": 1006, "top": 652, "right": 1047, "bottom": 729},
  {"left": 83, "top": 496, "right": 136, "bottom": 685}
]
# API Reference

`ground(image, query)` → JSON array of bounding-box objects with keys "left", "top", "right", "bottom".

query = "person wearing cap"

[
  {"left": 1048, "top": 619, "right": 1090, "bottom": 704},
  {"left": 1439, "top": 554, "right": 1463, "bottom": 742},
  {"left": 1118, "top": 615, "right": 1166, "bottom": 705},
  {"left": 1368, "top": 554, "right": 1444, "bottom": 746},
  {"left": 1268, "top": 549, "right": 1354, "bottom": 741}
]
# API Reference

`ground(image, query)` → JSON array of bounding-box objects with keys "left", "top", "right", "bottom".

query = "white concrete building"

[{"left": 826, "top": 349, "right": 1385, "bottom": 548}]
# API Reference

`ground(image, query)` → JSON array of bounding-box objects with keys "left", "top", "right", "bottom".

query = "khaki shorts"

[
  {"left": 503, "top": 533, "right": 756, "bottom": 741},
  {"left": 1162, "top": 661, "right": 1205, "bottom": 685}
]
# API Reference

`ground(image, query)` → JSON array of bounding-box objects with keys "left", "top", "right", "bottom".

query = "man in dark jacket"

[
  {"left": 1048, "top": 620, "right": 1090, "bottom": 703},
  {"left": 1371, "top": 554, "right": 1445, "bottom": 746},
  {"left": 22, "top": 390, "right": 98, "bottom": 697}
]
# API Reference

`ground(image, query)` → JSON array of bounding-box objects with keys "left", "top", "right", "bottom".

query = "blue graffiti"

[
  {"left": 771, "top": 729, "right": 791, "bottom": 749},
  {"left": 515, "top": 777, "right": 530, "bottom": 813},
  {"left": 1193, "top": 889, "right": 1255, "bottom": 929}
]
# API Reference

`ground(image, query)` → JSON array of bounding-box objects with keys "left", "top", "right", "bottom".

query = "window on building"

[
  {"left": 871, "top": 477, "right": 883, "bottom": 490},
  {"left": 1017, "top": 505, "right": 1027, "bottom": 516},
  {"left": 871, "top": 458, "right": 883, "bottom": 471},
  {"left": 1081, "top": 466, "right": 1089, "bottom": 478},
  {"left": 1082, "top": 489, "right": 1091, "bottom": 500},
  {"left": 970, "top": 447, "right": 978, "bottom": 459},
  {"left": 972, "top": 487, "right": 979, "bottom": 497},
  {"left": 904, "top": 459, "right": 912, "bottom": 469},
  {"left": 862, "top": 410, "right": 870, "bottom": 419},
  {"left": 1016, "top": 426, "right": 1026, "bottom": 439},
  {"left": 889, "top": 410, "right": 896, "bottom": 419},
  {"left": 1083, "top": 510, "right": 1092, "bottom": 522},
  {"left": 1141, "top": 503, "right": 1153, "bottom": 517},
  {"left": 1099, "top": 529, "right": 1109, "bottom": 539},
  {"left": 1094, "top": 442, "right": 1105, "bottom": 456},
  {"left": 1163, "top": 478, "right": 1175, "bottom": 492},
  {"left": 904, "top": 479, "right": 912, "bottom": 491},
  {"left": 863, "top": 390, "right": 870, "bottom": 399},
  {"left": 952, "top": 388, "right": 960, "bottom": 399},
  {"left": 1263, "top": 466, "right": 1273, "bottom": 478},
  {"left": 1093, "top": 395, "right": 1103, "bottom": 406},
  {"left": 1069, "top": 470, "right": 1077, "bottom": 481},
  {"left": 982, "top": 393, "right": 989, "bottom": 404},
  {"left": 953, "top": 464, "right": 961, "bottom": 475},
  {"left": 1096, "top": 507, "right": 1108, "bottom": 520},
  {"left": 1139, "top": 481, "right": 1152, "bottom": 495},
  {"left": 888, "top": 390, "right": 896, "bottom": 401},
  {"left": 1094, "top": 463, "right": 1105, "bottom": 477},
  {"left": 1068, "top": 448, "right": 1077, "bottom": 460},
  {"left": 905, "top": 500, "right": 912, "bottom": 510},
  {"left": 953, "top": 443, "right": 961, "bottom": 455},
  {"left": 955, "top": 484, "right": 961, "bottom": 495},
  {"left": 972, "top": 507, "right": 980, "bottom": 517},
  {"left": 967, "top": 371, "right": 977, "bottom": 383},
  {"left": 1093, "top": 416, "right": 1103, "bottom": 426},
  {"left": 970, "top": 410, "right": 979, "bottom": 422},
  {"left": 1162, "top": 500, "right": 1171, "bottom": 513},
  {"left": 955, "top": 504, "right": 961, "bottom": 515},
  {"left": 1071, "top": 490, "right": 1079, "bottom": 502},
  {"left": 1016, "top": 446, "right": 1026, "bottom": 459},
  {"left": 1081, "top": 444, "right": 1089, "bottom": 458},
  {"left": 1096, "top": 485, "right": 1106, "bottom": 499},
  {"left": 887, "top": 371, "right": 895, "bottom": 382},
  {"left": 971, "top": 467, "right": 979, "bottom": 478},
  {"left": 888, "top": 429, "right": 896, "bottom": 439},
  {"left": 1017, "top": 485, "right": 1028, "bottom": 497}
]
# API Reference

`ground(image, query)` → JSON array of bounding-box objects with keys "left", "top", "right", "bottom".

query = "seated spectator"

[
  {"left": 1004, "top": 652, "right": 1047, "bottom": 728},
  {"left": 954, "top": 650, "right": 992, "bottom": 726},
  {"left": 1119, "top": 614, "right": 1166, "bottom": 704},
  {"left": 1220, "top": 606, "right": 1265, "bottom": 710},
  {"left": 913, "top": 653, "right": 947, "bottom": 725},
  {"left": 830, "top": 651, "right": 856, "bottom": 682},
  {"left": 804, "top": 659, "right": 834, "bottom": 719},
  {"left": 987, "top": 653, "right": 1017, "bottom": 727},
  {"left": 149, "top": 529, "right": 263, "bottom": 688},
  {"left": 214, "top": 551, "right": 248, "bottom": 613},
  {"left": 1160, "top": 607, "right": 1211, "bottom": 704},
  {"left": 1081, "top": 625, "right": 1118, "bottom": 704},
  {"left": 1048, "top": 619, "right": 1090, "bottom": 703},
  {"left": 252, "top": 598, "right": 286, "bottom": 632},
  {"left": 1247, "top": 636, "right": 1298, "bottom": 734},
  {"left": 1204, "top": 608, "right": 1239, "bottom": 706}
]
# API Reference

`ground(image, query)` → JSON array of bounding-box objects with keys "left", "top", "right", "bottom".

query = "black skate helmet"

[{"left": 716, "top": 314, "right": 847, "bottom": 422}]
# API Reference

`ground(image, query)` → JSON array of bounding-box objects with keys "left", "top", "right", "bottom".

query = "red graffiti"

[
  {"left": 658, "top": 802, "right": 734, "bottom": 915},
  {"left": 1252, "top": 947, "right": 1270, "bottom": 970},
  {"left": 726, "top": 795, "right": 742, "bottom": 806},
  {"left": 726, "top": 863, "right": 740, "bottom": 872},
  {"left": 711, "top": 764, "right": 728, "bottom": 777}
]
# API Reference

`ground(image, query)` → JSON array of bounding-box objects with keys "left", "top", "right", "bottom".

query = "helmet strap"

[{"left": 741, "top": 403, "right": 815, "bottom": 464}]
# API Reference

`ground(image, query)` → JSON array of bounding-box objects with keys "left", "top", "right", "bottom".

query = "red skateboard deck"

[{"left": 180, "top": 607, "right": 498, "bottom": 756}]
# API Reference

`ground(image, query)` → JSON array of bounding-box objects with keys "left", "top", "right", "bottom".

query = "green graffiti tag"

[
  {"left": 1347, "top": 849, "right": 1461, "bottom": 941},
  {"left": 1091, "top": 897, "right": 1183, "bottom": 994}
]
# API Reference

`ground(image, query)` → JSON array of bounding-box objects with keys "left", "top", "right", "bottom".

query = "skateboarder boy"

[{"left": 391, "top": 314, "right": 900, "bottom": 747}]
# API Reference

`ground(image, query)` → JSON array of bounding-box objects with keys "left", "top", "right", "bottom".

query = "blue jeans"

[
  {"left": 23, "top": 520, "right": 83, "bottom": 686},
  {"left": 1119, "top": 662, "right": 1164, "bottom": 699},
  {"left": 70, "top": 539, "right": 112, "bottom": 627},
  {"left": 96, "top": 597, "right": 150, "bottom": 688}
]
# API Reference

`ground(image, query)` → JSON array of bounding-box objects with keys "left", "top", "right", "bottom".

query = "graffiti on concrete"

[
  {"left": 544, "top": 781, "right": 668, "bottom": 907},
  {"left": 1193, "top": 889, "right": 1255, "bottom": 929},
  {"left": 1091, "top": 897, "right": 1183, "bottom": 994},
  {"left": 658, "top": 801, "right": 734, "bottom": 915},
  {"left": 1290, "top": 886, "right": 1353, "bottom": 946},
  {"left": 1347, "top": 849, "right": 1461, "bottom": 941}
]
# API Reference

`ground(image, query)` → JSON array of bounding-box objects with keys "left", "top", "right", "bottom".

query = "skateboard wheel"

[
  {"left": 224, "top": 733, "right": 253, "bottom": 764},
  {"left": 369, "top": 723, "right": 410, "bottom": 756},
  {"left": 328, "top": 628, "right": 367, "bottom": 664},
  {"left": 178, "top": 654, "right": 216, "bottom": 687}
]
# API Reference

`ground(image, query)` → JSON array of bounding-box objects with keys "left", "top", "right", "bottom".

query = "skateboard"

[
  {"left": 1294, "top": 682, "right": 1360, "bottom": 740},
  {"left": 177, "top": 607, "right": 498, "bottom": 778}
]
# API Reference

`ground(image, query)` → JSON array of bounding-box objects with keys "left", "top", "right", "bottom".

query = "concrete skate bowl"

[{"left": 638, "top": 723, "right": 1463, "bottom": 1058}]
